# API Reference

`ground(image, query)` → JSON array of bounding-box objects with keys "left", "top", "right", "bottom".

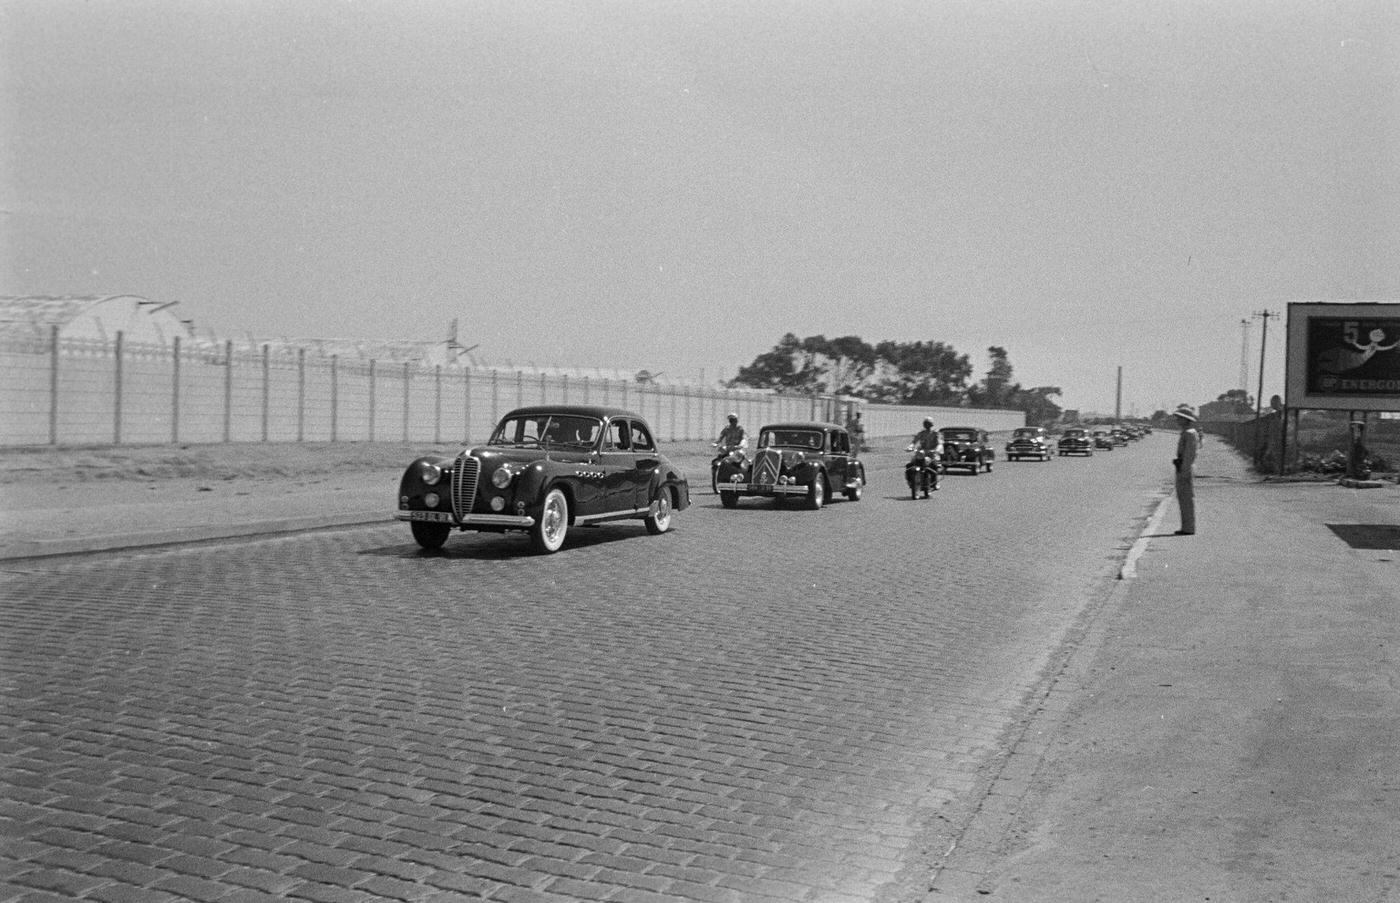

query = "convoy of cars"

[{"left": 395, "top": 406, "right": 1148, "bottom": 553}]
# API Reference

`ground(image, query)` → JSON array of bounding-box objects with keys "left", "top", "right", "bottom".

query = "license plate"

[{"left": 406, "top": 510, "right": 455, "bottom": 524}]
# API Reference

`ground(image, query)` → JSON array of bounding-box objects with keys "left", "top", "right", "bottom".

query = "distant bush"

[{"left": 1298, "top": 451, "right": 1349, "bottom": 474}]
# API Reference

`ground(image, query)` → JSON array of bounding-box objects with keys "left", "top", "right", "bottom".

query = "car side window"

[
  {"left": 607, "top": 420, "right": 631, "bottom": 451},
  {"left": 629, "top": 421, "right": 655, "bottom": 452},
  {"left": 832, "top": 432, "right": 849, "bottom": 454}
]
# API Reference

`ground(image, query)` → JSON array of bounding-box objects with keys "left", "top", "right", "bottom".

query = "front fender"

[
  {"left": 716, "top": 460, "right": 748, "bottom": 483},
  {"left": 399, "top": 454, "right": 453, "bottom": 497},
  {"left": 513, "top": 461, "right": 551, "bottom": 505}
]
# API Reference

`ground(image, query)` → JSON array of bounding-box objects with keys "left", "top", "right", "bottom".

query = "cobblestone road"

[{"left": 2, "top": 440, "right": 1171, "bottom": 902}]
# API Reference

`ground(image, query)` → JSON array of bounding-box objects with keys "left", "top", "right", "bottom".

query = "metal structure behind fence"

[{"left": 0, "top": 330, "right": 1026, "bottom": 447}]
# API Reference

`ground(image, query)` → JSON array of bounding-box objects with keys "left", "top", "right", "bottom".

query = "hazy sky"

[{"left": 3, "top": 0, "right": 1397, "bottom": 415}]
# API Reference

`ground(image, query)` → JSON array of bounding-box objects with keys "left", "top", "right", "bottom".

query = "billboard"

[{"left": 1285, "top": 302, "right": 1400, "bottom": 412}]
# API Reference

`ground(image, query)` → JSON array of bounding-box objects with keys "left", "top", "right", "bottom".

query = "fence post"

[
  {"left": 562, "top": 374, "right": 569, "bottom": 405},
  {"left": 491, "top": 369, "right": 499, "bottom": 426},
  {"left": 368, "top": 359, "right": 376, "bottom": 441},
  {"left": 434, "top": 364, "right": 442, "bottom": 445},
  {"left": 48, "top": 324, "right": 59, "bottom": 445},
  {"left": 171, "top": 335, "right": 181, "bottom": 445},
  {"left": 516, "top": 370, "right": 524, "bottom": 408},
  {"left": 113, "top": 331, "right": 124, "bottom": 445},
  {"left": 222, "top": 339, "right": 233, "bottom": 443},
  {"left": 402, "top": 361, "right": 411, "bottom": 442},
  {"left": 330, "top": 354, "right": 338, "bottom": 442},
  {"left": 261, "top": 344, "right": 270, "bottom": 442},
  {"left": 297, "top": 348, "right": 306, "bottom": 443},
  {"left": 464, "top": 369, "right": 472, "bottom": 443},
  {"left": 539, "top": 371, "right": 546, "bottom": 404}
]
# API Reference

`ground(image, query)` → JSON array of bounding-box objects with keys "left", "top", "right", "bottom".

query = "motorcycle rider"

[
  {"left": 711, "top": 412, "right": 749, "bottom": 492},
  {"left": 907, "top": 418, "right": 943, "bottom": 495}
]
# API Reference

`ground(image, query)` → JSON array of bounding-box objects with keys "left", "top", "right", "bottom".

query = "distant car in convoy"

[
  {"left": 1091, "top": 429, "right": 1115, "bottom": 450},
  {"left": 395, "top": 405, "right": 690, "bottom": 553},
  {"left": 1057, "top": 427, "right": 1094, "bottom": 456},
  {"left": 1110, "top": 428, "right": 1130, "bottom": 447},
  {"left": 1005, "top": 426, "right": 1054, "bottom": 462},
  {"left": 939, "top": 426, "right": 995, "bottom": 474},
  {"left": 715, "top": 421, "right": 865, "bottom": 509}
]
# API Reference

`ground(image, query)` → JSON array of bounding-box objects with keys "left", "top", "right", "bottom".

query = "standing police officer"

[{"left": 1171, "top": 404, "right": 1200, "bottom": 535}]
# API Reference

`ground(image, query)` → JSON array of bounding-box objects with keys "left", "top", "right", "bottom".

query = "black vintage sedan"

[
  {"left": 939, "top": 426, "right": 995, "bottom": 474},
  {"left": 395, "top": 405, "right": 690, "bottom": 553},
  {"left": 714, "top": 421, "right": 865, "bottom": 510},
  {"left": 1057, "top": 427, "right": 1094, "bottom": 456},
  {"left": 1005, "top": 426, "right": 1053, "bottom": 461}
]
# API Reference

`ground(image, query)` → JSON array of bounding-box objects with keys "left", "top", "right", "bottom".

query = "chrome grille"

[
  {"left": 451, "top": 455, "right": 480, "bottom": 520},
  {"left": 753, "top": 449, "right": 780, "bottom": 487}
]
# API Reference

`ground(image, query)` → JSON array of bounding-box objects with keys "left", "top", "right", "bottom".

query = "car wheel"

[
  {"left": 411, "top": 521, "right": 450, "bottom": 551},
  {"left": 645, "top": 488, "right": 673, "bottom": 535},
  {"left": 806, "top": 473, "right": 827, "bottom": 510},
  {"left": 720, "top": 490, "right": 739, "bottom": 509},
  {"left": 530, "top": 487, "right": 569, "bottom": 554}
]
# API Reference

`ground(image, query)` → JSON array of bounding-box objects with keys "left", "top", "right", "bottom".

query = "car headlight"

[
  {"left": 424, "top": 492, "right": 440, "bottom": 508},
  {"left": 491, "top": 465, "right": 518, "bottom": 489},
  {"left": 420, "top": 462, "right": 443, "bottom": 486}
]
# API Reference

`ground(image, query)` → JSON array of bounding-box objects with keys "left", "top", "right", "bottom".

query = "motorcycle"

[
  {"left": 905, "top": 444, "right": 941, "bottom": 499},
  {"left": 711, "top": 442, "right": 747, "bottom": 494}
]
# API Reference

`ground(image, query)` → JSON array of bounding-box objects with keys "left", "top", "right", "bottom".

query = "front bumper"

[
  {"left": 718, "top": 481, "right": 809, "bottom": 496},
  {"left": 395, "top": 510, "right": 535, "bottom": 528}
]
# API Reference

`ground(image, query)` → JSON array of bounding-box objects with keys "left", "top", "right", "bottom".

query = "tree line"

[{"left": 728, "top": 333, "right": 1064, "bottom": 424}]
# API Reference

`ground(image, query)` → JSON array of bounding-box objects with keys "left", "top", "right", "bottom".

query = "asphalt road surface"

[{"left": 2, "top": 439, "right": 1171, "bottom": 902}]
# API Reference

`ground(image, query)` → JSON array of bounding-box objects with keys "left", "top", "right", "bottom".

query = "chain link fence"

[{"left": 0, "top": 329, "right": 1027, "bottom": 448}]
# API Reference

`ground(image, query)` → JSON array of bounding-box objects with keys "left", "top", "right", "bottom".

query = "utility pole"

[{"left": 1253, "top": 310, "right": 1278, "bottom": 418}]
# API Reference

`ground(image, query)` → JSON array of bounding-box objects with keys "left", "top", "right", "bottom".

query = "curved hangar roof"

[{"left": 0, "top": 295, "right": 190, "bottom": 346}]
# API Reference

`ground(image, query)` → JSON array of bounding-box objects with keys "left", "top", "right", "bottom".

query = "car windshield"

[
  {"left": 941, "top": 430, "right": 976, "bottom": 441},
  {"left": 1013, "top": 429, "right": 1039, "bottom": 437},
  {"left": 1065, "top": 429, "right": 1086, "bottom": 437},
  {"left": 762, "top": 429, "right": 823, "bottom": 450},
  {"left": 488, "top": 414, "right": 602, "bottom": 449}
]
